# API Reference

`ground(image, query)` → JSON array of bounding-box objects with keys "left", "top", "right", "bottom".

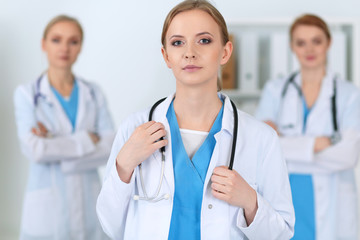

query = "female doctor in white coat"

[
  {"left": 97, "top": 1, "right": 294, "bottom": 239},
  {"left": 256, "top": 14, "right": 360, "bottom": 240},
  {"left": 14, "top": 15, "right": 114, "bottom": 240}
]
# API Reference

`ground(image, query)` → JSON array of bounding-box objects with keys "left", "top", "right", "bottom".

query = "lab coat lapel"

[
  {"left": 75, "top": 79, "right": 93, "bottom": 131},
  {"left": 40, "top": 74, "right": 73, "bottom": 134},
  {"left": 204, "top": 95, "right": 234, "bottom": 187},
  {"left": 278, "top": 74, "right": 303, "bottom": 134},
  {"left": 152, "top": 94, "right": 175, "bottom": 196},
  {"left": 306, "top": 72, "right": 334, "bottom": 134}
]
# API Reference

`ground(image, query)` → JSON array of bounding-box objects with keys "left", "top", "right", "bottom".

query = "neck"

[
  {"left": 47, "top": 67, "right": 74, "bottom": 96},
  {"left": 173, "top": 84, "right": 222, "bottom": 131},
  {"left": 301, "top": 66, "right": 326, "bottom": 85},
  {"left": 48, "top": 67, "right": 74, "bottom": 88}
]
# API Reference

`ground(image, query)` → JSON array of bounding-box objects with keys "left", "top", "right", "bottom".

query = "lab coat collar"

[
  {"left": 294, "top": 70, "right": 336, "bottom": 99},
  {"left": 75, "top": 78, "right": 95, "bottom": 130},
  {"left": 150, "top": 92, "right": 235, "bottom": 195},
  {"left": 219, "top": 92, "right": 235, "bottom": 136},
  {"left": 37, "top": 73, "right": 94, "bottom": 133},
  {"left": 151, "top": 92, "right": 234, "bottom": 135}
]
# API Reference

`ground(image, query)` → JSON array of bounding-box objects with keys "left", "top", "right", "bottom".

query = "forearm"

[
  {"left": 279, "top": 136, "right": 315, "bottom": 163},
  {"left": 60, "top": 132, "right": 115, "bottom": 173},
  {"left": 21, "top": 131, "right": 96, "bottom": 163}
]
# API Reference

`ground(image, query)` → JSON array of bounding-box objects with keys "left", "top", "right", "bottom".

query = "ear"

[
  {"left": 220, "top": 41, "right": 233, "bottom": 66},
  {"left": 41, "top": 38, "right": 46, "bottom": 52},
  {"left": 161, "top": 46, "right": 172, "bottom": 69},
  {"left": 326, "top": 38, "right": 332, "bottom": 50}
]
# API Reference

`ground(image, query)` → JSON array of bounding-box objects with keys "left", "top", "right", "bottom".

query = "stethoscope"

[
  {"left": 133, "top": 97, "right": 239, "bottom": 202},
  {"left": 33, "top": 74, "right": 96, "bottom": 107},
  {"left": 280, "top": 72, "right": 340, "bottom": 142}
]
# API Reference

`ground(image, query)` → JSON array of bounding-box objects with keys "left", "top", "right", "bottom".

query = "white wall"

[{"left": 1, "top": 0, "right": 360, "bottom": 238}]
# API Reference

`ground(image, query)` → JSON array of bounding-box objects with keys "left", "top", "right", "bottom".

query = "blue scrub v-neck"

[
  {"left": 167, "top": 100, "right": 224, "bottom": 240},
  {"left": 289, "top": 96, "right": 316, "bottom": 240},
  {"left": 51, "top": 80, "right": 79, "bottom": 131}
]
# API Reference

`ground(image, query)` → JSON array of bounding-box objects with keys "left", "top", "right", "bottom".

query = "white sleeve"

[
  {"left": 283, "top": 90, "right": 360, "bottom": 173},
  {"left": 313, "top": 91, "right": 360, "bottom": 172},
  {"left": 96, "top": 126, "right": 135, "bottom": 240},
  {"left": 237, "top": 132, "right": 295, "bottom": 239},
  {"left": 279, "top": 136, "right": 316, "bottom": 163},
  {"left": 60, "top": 84, "right": 115, "bottom": 173},
  {"left": 14, "top": 86, "right": 96, "bottom": 163}
]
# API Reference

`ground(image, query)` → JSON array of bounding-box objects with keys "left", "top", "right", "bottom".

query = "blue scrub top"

[
  {"left": 51, "top": 80, "right": 79, "bottom": 131},
  {"left": 167, "top": 100, "right": 224, "bottom": 240},
  {"left": 289, "top": 97, "right": 316, "bottom": 240}
]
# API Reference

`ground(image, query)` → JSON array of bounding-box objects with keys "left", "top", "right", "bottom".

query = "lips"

[
  {"left": 59, "top": 56, "right": 70, "bottom": 61},
  {"left": 183, "top": 65, "right": 202, "bottom": 72},
  {"left": 306, "top": 56, "right": 315, "bottom": 61}
]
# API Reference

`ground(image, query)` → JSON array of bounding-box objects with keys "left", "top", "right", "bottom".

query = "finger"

[
  {"left": 152, "top": 139, "right": 168, "bottom": 151},
  {"left": 146, "top": 122, "right": 165, "bottom": 135},
  {"left": 211, "top": 189, "right": 228, "bottom": 202},
  {"left": 140, "top": 121, "right": 157, "bottom": 130},
  {"left": 211, "top": 182, "right": 228, "bottom": 194},
  {"left": 31, "top": 128, "right": 38, "bottom": 135},
  {"left": 149, "top": 129, "right": 167, "bottom": 143},
  {"left": 211, "top": 174, "right": 228, "bottom": 185},
  {"left": 213, "top": 166, "right": 230, "bottom": 176},
  {"left": 37, "top": 122, "right": 48, "bottom": 133}
]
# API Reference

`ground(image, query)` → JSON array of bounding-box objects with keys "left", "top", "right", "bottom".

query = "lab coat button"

[{"left": 208, "top": 204, "right": 213, "bottom": 209}]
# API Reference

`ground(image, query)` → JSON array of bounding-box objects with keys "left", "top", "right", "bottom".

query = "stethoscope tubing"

[{"left": 135, "top": 96, "right": 238, "bottom": 202}]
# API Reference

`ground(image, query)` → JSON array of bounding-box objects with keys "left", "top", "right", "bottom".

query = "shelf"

[{"left": 222, "top": 89, "right": 261, "bottom": 100}]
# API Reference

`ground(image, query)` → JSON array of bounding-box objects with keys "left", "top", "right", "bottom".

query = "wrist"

[
  {"left": 116, "top": 155, "right": 136, "bottom": 183},
  {"left": 244, "top": 189, "right": 258, "bottom": 213},
  {"left": 243, "top": 189, "right": 258, "bottom": 226}
]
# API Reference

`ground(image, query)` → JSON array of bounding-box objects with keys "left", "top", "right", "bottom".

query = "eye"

[
  {"left": 199, "top": 38, "right": 211, "bottom": 44},
  {"left": 171, "top": 40, "right": 183, "bottom": 46},
  {"left": 51, "top": 38, "right": 60, "bottom": 43},
  {"left": 313, "top": 38, "right": 322, "bottom": 45},
  {"left": 295, "top": 40, "right": 305, "bottom": 47},
  {"left": 70, "top": 40, "right": 80, "bottom": 45}
]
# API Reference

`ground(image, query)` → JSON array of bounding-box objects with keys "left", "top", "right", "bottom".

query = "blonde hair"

[
  {"left": 161, "top": 0, "right": 229, "bottom": 91},
  {"left": 43, "top": 15, "right": 83, "bottom": 41},
  {"left": 290, "top": 14, "right": 331, "bottom": 41}
]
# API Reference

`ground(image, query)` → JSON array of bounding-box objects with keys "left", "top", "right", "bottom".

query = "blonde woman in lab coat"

[
  {"left": 256, "top": 14, "right": 360, "bottom": 240},
  {"left": 96, "top": 1, "right": 294, "bottom": 239},
  {"left": 14, "top": 15, "right": 114, "bottom": 240}
]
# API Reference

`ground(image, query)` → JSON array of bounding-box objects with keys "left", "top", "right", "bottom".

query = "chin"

[{"left": 301, "top": 61, "right": 325, "bottom": 70}]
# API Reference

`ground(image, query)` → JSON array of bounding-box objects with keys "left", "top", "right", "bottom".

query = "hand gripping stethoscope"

[
  {"left": 281, "top": 72, "right": 341, "bottom": 143},
  {"left": 133, "top": 97, "right": 239, "bottom": 202}
]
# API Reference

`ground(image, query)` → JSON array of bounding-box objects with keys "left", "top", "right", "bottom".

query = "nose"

[
  {"left": 305, "top": 43, "right": 314, "bottom": 52},
  {"left": 185, "top": 53, "right": 196, "bottom": 59},
  {"left": 184, "top": 44, "right": 196, "bottom": 59},
  {"left": 60, "top": 42, "right": 70, "bottom": 52}
]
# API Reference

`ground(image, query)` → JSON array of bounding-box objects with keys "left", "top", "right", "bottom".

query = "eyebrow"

[{"left": 169, "top": 31, "right": 214, "bottom": 40}]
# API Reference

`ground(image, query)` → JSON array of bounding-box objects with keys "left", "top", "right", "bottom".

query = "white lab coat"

[
  {"left": 96, "top": 93, "right": 295, "bottom": 240},
  {"left": 14, "top": 74, "right": 115, "bottom": 240},
  {"left": 256, "top": 71, "right": 360, "bottom": 240}
]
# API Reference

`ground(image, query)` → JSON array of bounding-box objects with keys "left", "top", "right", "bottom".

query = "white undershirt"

[{"left": 179, "top": 128, "right": 209, "bottom": 160}]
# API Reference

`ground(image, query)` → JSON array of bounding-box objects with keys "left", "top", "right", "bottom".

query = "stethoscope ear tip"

[
  {"left": 164, "top": 193, "right": 170, "bottom": 200},
  {"left": 133, "top": 195, "right": 140, "bottom": 201}
]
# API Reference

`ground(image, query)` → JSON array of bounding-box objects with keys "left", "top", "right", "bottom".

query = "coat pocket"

[{"left": 21, "top": 188, "right": 55, "bottom": 237}]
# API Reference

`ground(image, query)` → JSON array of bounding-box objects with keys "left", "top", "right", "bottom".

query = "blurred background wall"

[{"left": 1, "top": 0, "right": 360, "bottom": 239}]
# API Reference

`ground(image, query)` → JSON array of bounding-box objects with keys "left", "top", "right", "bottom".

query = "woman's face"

[
  {"left": 161, "top": 9, "right": 232, "bottom": 90},
  {"left": 291, "top": 25, "right": 330, "bottom": 71},
  {"left": 42, "top": 21, "right": 82, "bottom": 70}
]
